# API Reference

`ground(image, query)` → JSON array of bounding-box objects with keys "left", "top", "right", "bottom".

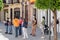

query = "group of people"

[
  {"left": 3, "top": 16, "right": 48, "bottom": 39},
  {"left": 4, "top": 18, "right": 12, "bottom": 34},
  {"left": 4, "top": 16, "right": 28, "bottom": 39},
  {"left": 4, "top": 16, "right": 59, "bottom": 39},
  {"left": 40, "top": 16, "right": 60, "bottom": 38},
  {"left": 4, "top": 16, "right": 38, "bottom": 39}
]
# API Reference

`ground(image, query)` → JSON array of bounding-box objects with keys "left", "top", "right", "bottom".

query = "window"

[
  {"left": 3, "top": 0, "right": 6, "bottom": 3},
  {"left": 5, "top": 0, "right": 20, "bottom": 4},
  {"left": 8, "top": 0, "right": 13, "bottom": 4},
  {"left": 17, "top": 0, "right": 20, "bottom": 3},
  {"left": 13, "top": 0, "right": 20, "bottom": 3},
  {"left": 14, "top": 8, "right": 20, "bottom": 19}
]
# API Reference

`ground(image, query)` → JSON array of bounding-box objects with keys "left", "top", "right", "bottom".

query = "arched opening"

[{"left": 14, "top": 8, "right": 20, "bottom": 19}]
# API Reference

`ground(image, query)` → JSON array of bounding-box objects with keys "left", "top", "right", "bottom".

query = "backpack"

[
  {"left": 35, "top": 20, "right": 37, "bottom": 25},
  {"left": 56, "top": 19, "right": 59, "bottom": 24}
]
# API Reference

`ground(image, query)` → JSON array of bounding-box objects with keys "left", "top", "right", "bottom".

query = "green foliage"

[
  {"left": 35, "top": 0, "right": 60, "bottom": 10},
  {"left": 0, "top": 0, "right": 3, "bottom": 11}
]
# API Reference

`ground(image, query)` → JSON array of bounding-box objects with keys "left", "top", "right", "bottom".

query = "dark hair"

[
  {"left": 7, "top": 18, "right": 9, "bottom": 21},
  {"left": 34, "top": 17, "right": 36, "bottom": 19},
  {"left": 7, "top": 18, "right": 9, "bottom": 19},
  {"left": 53, "top": 16, "right": 54, "bottom": 19},
  {"left": 14, "top": 16, "right": 18, "bottom": 19},
  {"left": 34, "top": 18, "right": 37, "bottom": 24},
  {"left": 42, "top": 16, "right": 45, "bottom": 19}
]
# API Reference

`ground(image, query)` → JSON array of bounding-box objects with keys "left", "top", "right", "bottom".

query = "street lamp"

[
  {"left": 49, "top": 0, "right": 51, "bottom": 40},
  {"left": 49, "top": 9, "right": 51, "bottom": 40}
]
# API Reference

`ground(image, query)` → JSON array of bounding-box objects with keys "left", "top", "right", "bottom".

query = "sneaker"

[
  {"left": 19, "top": 34, "right": 22, "bottom": 35},
  {"left": 30, "top": 34, "right": 32, "bottom": 35},
  {"left": 41, "top": 36, "right": 45, "bottom": 38},
  {"left": 9, "top": 33, "right": 12, "bottom": 35},
  {"left": 5, "top": 32, "right": 8, "bottom": 34},
  {"left": 15, "top": 36, "right": 18, "bottom": 37}
]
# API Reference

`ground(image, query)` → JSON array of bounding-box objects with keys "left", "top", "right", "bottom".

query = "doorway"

[{"left": 14, "top": 8, "right": 20, "bottom": 19}]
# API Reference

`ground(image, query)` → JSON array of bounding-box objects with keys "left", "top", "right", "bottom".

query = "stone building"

[{"left": 0, "top": 0, "right": 29, "bottom": 22}]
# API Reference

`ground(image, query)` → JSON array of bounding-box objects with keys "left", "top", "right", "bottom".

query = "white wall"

[
  {"left": 37, "top": 9, "right": 46, "bottom": 27},
  {"left": 37, "top": 9, "right": 60, "bottom": 32},
  {"left": 57, "top": 11, "right": 60, "bottom": 19}
]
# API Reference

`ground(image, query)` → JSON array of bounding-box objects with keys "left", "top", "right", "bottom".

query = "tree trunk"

[{"left": 53, "top": 9, "right": 57, "bottom": 40}]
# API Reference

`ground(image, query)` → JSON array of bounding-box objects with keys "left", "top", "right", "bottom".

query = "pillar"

[{"left": 12, "top": 8, "right": 14, "bottom": 19}]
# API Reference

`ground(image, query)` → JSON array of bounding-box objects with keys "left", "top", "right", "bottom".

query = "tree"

[
  {"left": 0, "top": 0, "right": 3, "bottom": 11},
  {"left": 35, "top": 0, "right": 60, "bottom": 40}
]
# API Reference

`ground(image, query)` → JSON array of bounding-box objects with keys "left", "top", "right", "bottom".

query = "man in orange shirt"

[{"left": 13, "top": 17, "right": 19, "bottom": 37}]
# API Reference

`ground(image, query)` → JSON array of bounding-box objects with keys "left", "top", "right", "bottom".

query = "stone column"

[
  {"left": 0, "top": 11, "right": 4, "bottom": 22},
  {"left": 12, "top": 8, "right": 14, "bottom": 19},
  {"left": 8, "top": 7, "right": 10, "bottom": 19},
  {"left": 20, "top": 4, "right": 22, "bottom": 17}
]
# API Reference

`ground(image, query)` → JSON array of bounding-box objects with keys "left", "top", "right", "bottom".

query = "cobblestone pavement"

[{"left": 0, "top": 22, "right": 60, "bottom": 40}]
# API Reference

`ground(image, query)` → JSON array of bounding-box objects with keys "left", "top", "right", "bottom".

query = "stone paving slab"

[{"left": 0, "top": 22, "right": 60, "bottom": 40}]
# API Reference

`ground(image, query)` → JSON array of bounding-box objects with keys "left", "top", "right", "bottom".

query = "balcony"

[
  {"left": 3, "top": 0, "right": 6, "bottom": 3},
  {"left": 3, "top": 0, "right": 20, "bottom": 4},
  {"left": 13, "top": 0, "right": 20, "bottom": 3}
]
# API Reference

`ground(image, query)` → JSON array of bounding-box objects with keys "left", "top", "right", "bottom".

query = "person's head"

[
  {"left": 7, "top": 18, "right": 9, "bottom": 20},
  {"left": 14, "top": 16, "right": 18, "bottom": 19},
  {"left": 53, "top": 16, "right": 54, "bottom": 19},
  {"left": 42, "top": 16, "right": 45, "bottom": 20}
]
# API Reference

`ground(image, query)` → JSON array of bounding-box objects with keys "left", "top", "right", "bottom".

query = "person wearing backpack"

[
  {"left": 56, "top": 19, "right": 59, "bottom": 32},
  {"left": 41, "top": 16, "right": 45, "bottom": 38},
  {"left": 52, "top": 17, "right": 59, "bottom": 32},
  {"left": 30, "top": 17, "right": 37, "bottom": 36},
  {"left": 51, "top": 16, "right": 58, "bottom": 36}
]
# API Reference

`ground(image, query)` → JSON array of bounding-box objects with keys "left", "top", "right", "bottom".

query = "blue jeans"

[
  {"left": 19, "top": 24, "right": 22, "bottom": 35},
  {"left": 15, "top": 27, "right": 19, "bottom": 37},
  {"left": 9, "top": 25, "right": 12, "bottom": 33},
  {"left": 5, "top": 25, "right": 8, "bottom": 33}
]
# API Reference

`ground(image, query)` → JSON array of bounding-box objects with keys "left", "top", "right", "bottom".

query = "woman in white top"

[{"left": 22, "top": 19, "right": 28, "bottom": 39}]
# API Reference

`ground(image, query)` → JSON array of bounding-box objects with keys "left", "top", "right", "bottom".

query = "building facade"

[
  {"left": 1, "top": 0, "right": 60, "bottom": 26},
  {"left": 0, "top": 0, "right": 29, "bottom": 22},
  {"left": 3, "top": 0, "right": 22, "bottom": 21},
  {"left": 28, "top": 0, "right": 60, "bottom": 28}
]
